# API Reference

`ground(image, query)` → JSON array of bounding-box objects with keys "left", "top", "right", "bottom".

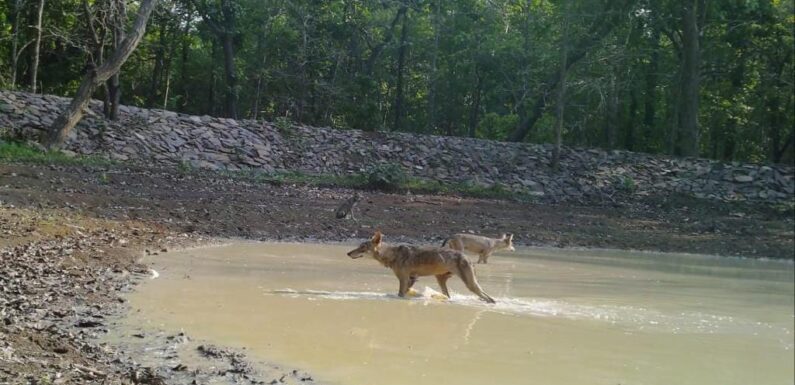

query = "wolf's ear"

[
  {"left": 372, "top": 231, "right": 382, "bottom": 245},
  {"left": 500, "top": 233, "right": 507, "bottom": 239},
  {"left": 507, "top": 233, "right": 513, "bottom": 240}
]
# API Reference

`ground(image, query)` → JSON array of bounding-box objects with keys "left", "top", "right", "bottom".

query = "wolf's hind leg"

[
  {"left": 435, "top": 273, "right": 452, "bottom": 298},
  {"left": 458, "top": 261, "right": 495, "bottom": 304}
]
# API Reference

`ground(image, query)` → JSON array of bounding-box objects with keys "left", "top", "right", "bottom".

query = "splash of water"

[{"left": 264, "top": 287, "right": 793, "bottom": 348}]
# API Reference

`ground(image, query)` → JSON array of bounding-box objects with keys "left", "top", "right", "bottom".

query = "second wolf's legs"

[
  {"left": 435, "top": 273, "right": 452, "bottom": 298},
  {"left": 477, "top": 252, "right": 488, "bottom": 264},
  {"left": 448, "top": 239, "right": 463, "bottom": 251}
]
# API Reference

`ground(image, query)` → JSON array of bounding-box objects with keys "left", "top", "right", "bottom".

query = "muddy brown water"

[{"left": 116, "top": 242, "right": 794, "bottom": 385}]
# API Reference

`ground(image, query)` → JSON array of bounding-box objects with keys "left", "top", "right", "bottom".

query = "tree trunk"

[
  {"left": 426, "top": 0, "right": 441, "bottom": 134},
  {"left": 552, "top": 7, "right": 568, "bottom": 170},
  {"left": 643, "top": 21, "right": 660, "bottom": 150},
  {"left": 296, "top": 14, "right": 308, "bottom": 121},
  {"left": 178, "top": 29, "right": 190, "bottom": 112},
  {"left": 221, "top": 32, "right": 238, "bottom": 119},
  {"left": 106, "top": 0, "right": 126, "bottom": 120},
  {"left": 393, "top": 3, "right": 409, "bottom": 132},
  {"left": 190, "top": 0, "right": 238, "bottom": 118},
  {"left": 147, "top": 23, "right": 167, "bottom": 107},
  {"left": 252, "top": 76, "right": 263, "bottom": 120},
  {"left": 625, "top": 88, "right": 637, "bottom": 151},
  {"left": 251, "top": 22, "right": 269, "bottom": 120},
  {"left": 46, "top": 0, "right": 158, "bottom": 149},
  {"left": 9, "top": 0, "right": 23, "bottom": 88},
  {"left": 208, "top": 41, "right": 217, "bottom": 115},
  {"left": 29, "top": 0, "right": 46, "bottom": 93},
  {"left": 605, "top": 74, "right": 618, "bottom": 149},
  {"left": 513, "top": 0, "right": 533, "bottom": 142},
  {"left": 668, "top": 80, "right": 680, "bottom": 155},
  {"left": 767, "top": 94, "right": 784, "bottom": 163},
  {"left": 678, "top": 0, "right": 700, "bottom": 157},
  {"left": 162, "top": 74, "right": 171, "bottom": 108},
  {"left": 364, "top": 5, "right": 406, "bottom": 75},
  {"left": 467, "top": 66, "right": 482, "bottom": 138}
]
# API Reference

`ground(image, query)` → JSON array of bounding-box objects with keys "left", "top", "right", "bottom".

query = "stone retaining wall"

[{"left": 1, "top": 91, "right": 793, "bottom": 204}]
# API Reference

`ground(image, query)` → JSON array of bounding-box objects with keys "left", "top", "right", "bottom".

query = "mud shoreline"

[
  {"left": 1, "top": 160, "right": 792, "bottom": 384},
  {"left": 0, "top": 206, "right": 317, "bottom": 384}
]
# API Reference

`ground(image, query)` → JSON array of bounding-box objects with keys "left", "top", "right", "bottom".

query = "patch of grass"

[
  {"left": 771, "top": 200, "right": 795, "bottom": 217},
  {"left": 218, "top": 167, "right": 534, "bottom": 201},
  {"left": 615, "top": 175, "right": 637, "bottom": 193},
  {"left": 177, "top": 160, "right": 193, "bottom": 174},
  {"left": 0, "top": 140, "right": 112, "bottom": 166},
  {"left": 274, "top": 116, "right": 295, "bottom": 137},
  {"left": 400, "top": 178, "right": 535, "bottom": 201},
  {"left": 218, "top": 168, "right": 367, "bottom": 189},
  {"left": 365, "top": 163, "right": 407, "bottom": 192},
  {"left": 98, "top": 172, "right": 110, "bottom": 184}
]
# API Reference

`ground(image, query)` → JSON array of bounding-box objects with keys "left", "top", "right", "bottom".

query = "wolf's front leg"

[
  {"left": 396, "top": 273, "right": 410, "bottom": 297},
  {"left": 407, "top": 275, "right": 418, "bottom": 289}
]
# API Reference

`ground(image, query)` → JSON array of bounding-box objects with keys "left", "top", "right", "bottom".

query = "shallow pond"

[{"left": 118, "top": 242, "right": 794, "bottom": 385}]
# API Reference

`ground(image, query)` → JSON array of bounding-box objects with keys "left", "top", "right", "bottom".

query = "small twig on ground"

[
  {"left": 413, "top": 199, "right": 441, "bottom": 206},
  {"left": 73, "top": 363, "right": 107, "bottom": 377}
]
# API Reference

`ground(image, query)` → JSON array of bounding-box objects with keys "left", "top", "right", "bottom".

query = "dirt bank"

[
  {"left": 0, "top": 205, "right": 317, "bottom": 384},
  {"left": 1, "top": 162, "right": 792, "bottom": 259}
]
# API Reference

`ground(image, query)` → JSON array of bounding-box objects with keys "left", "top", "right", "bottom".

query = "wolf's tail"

[{"left": 441, "top": 238, "right": 449, "bottom": 247}]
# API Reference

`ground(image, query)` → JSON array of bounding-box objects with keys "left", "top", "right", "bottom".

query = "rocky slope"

[{"left": 1, "top": 90, "right": 792, "bottom": 204}]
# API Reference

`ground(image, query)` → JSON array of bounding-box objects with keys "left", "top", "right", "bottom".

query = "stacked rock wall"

[{"left": 1, "top": 91, "right": 793, "bottom": 203}]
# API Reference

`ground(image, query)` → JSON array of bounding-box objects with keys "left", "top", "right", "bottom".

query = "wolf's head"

[
  {"left": 347, "top": 231, "right": 382, "bottom": 259},
  {"left": 500, "top": 233, "right": 515, "bottom": 252}
]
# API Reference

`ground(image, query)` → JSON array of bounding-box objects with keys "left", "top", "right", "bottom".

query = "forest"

[{"left": 1, "top": 0, "right": 793, "bottom": 163}]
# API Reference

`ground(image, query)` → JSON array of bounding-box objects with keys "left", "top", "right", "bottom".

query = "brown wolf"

[
  {"left": 347, "top": 231, "right": 496, "bottom": 303},
  {"left": 442, "top": 233, "right": 515, "bottom": 264}
]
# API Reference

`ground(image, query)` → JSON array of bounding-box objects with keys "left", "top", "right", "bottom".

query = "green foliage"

[
  {"left": 615, "top": 175, "right": 637, "bottom": 193},
  {"left": 177, "top": 160, "right": 192, "bottom": 174},
  {"left": 274, "top": 116, "right": 295, "bottom": 137},
  {"left": 1, "top": 0, "right": 792, "bottom": 164},
  {"left": 365, "top": 163, "right": 408, "bottom": 192},
  {"left": 477, "top": 113, "right": 519, "bottom": 140},
  {"left": 0, "top": 141, "right": 111, "bottom": 166}
]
